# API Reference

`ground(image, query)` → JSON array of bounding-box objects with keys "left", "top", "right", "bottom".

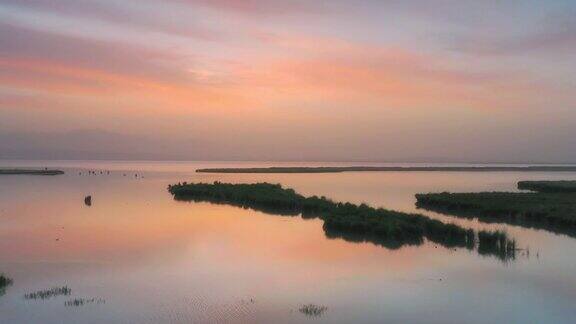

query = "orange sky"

[{"left": 1, "top": 0, "right": 575, "bottom": 162}]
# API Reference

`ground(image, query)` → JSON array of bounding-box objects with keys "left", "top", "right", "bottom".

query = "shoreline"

[{"left": 196, "top": 166, "right": 576, "bottom": 173}]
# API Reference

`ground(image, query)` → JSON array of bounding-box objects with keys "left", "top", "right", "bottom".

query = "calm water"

[{"left": 1, "top": 160, "right": 576, "bottom": 323}]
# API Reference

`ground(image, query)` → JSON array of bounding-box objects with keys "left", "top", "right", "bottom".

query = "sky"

[{"left": 0, "top": 0, "right": 575, "bottom": 162}]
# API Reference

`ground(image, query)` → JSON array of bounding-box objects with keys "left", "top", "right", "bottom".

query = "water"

[{"left": 1, "top": 160, "right": 576, "bottom": 323}]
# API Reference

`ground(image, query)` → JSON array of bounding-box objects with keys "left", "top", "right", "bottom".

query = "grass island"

[
  {"left": 168, "top": 182, "right": 516, "bottom": 262},
  {"left": 518, "top": 180, "right": 576, "bottom": 193},
  {"left": 416, "top": 180, "right": 576, "bottom": 237},
  {"left": 0, "top": 274, "right": 13, "bottom": 297}
]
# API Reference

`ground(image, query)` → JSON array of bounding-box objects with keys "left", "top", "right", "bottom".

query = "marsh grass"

[
  {"left": 518, "top": 180, "right": 576, "bottom": 193},
  {"left": 65, "top": 297, "right": 106, "bottom": 307},
  {"left": 169, "top": 182, "right": 516, "bottom": 262},
  {"left": 299, "top": 304, "right": 328, "bottom": 317},
  {"left": 25, "top": 286, "right": 71, "bottom": 300},
  {"left": 0, "top": 274, "right": 12, "bottom": 288},
  {"left": 0, "top": 274, "right": 13, "bottom": 297},
  {"left": 416, "top": 190, "right": 576, "bottom": 238},
  {"left": 478, "top": 230, "right": 516, "bottom": 261}
]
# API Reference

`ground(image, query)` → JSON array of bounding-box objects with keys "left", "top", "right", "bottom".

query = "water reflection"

[
  {"left": 417, "top": 202, "right": 576, "bottom": 239},
  {"left": 65, "top": 298, "right": 106, "bottom": 307},
  {"left": 172, "top": 192, "right": 517, "bottom": 263},
  {"left": 2, "top": 161, "right": 576, "bottom": 324}
]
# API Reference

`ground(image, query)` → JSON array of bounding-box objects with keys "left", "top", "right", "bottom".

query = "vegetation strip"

[
  {"left": 299, "top": 304, "right": 328, "bottom": 317},
  {"left": 24, "top": 286, "right": 72, "bottom": 300},
  {"left": 168, "top": 182, "right": 516, "bottom": 262},
  {"left": 0, "top": 274, "right": 12, "bottom": 288},
  {"left": 518, "top": 180, "right": 576, "bottom": 193},
  {"left": 196, "top": 166, "right": 576, "bottom": 173},
  {"left": 416, "top": 181, "right": 576, "bottom": 237},
  {"left": 0, "top": 169, "right": 64, "bottom": 175},
  {"left": 0, "top": 274, "right": 13, "bottom": 296}
]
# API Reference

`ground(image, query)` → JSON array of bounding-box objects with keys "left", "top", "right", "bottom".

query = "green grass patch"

[
  {"left": 169, "top": 182, "right": 515, "bottom": 262},
  {"left": 0, "top": 274, "right": 13, "bottom": 297},
  {"left": 24, "top": 286, "right": 71, "bottom": 300},
  {"left": 518, "top": 180, "right": 576, "bottom": 193},
  {"left": 416, "top": 189, "right": 576, "bottom": 237}
]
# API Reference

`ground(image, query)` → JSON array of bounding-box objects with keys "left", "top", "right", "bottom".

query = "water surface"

[{"left": 1, "top": 161, "right": 576, "bottom": 323}]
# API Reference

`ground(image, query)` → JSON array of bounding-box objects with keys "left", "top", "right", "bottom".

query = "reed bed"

[
  {"left": 518, "top": 180, "right": 576, "bottom": 193},
  {"left": 65, "top": 297, "right": 106, "bottom": 307},
  {"left": 169, "top": 182, "right": 515, "bottom": 262},
  {"left": 0, "top": 274, "right": 13, "bottom": 296},
  {"left": 416, "top": 190, "right": 576, "bottom": 238},
  {"left": 25, "top": 286, "right": 71, "bottom": 300},
  {"left": 299, "top": 304, "right": 328, "bottom": 317}
]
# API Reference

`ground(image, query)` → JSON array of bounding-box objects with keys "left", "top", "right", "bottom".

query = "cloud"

[
  {"left": 225, "top": 34, "right": 535, "bottom": 110},
  {"left": 173, "top": 0, "right": 327, "bottom": 15},
  {"left": 446, "top": 8, "right": 576, "bottom": 56},
  {"left": 0, "top": 22, "right": 192, "bottom": 82},
  {"left": 0, "top": 22, "right": 253, "bottom": 111},
  {"left": 1, "top": 0, "right": 219, "bottom": 40}
]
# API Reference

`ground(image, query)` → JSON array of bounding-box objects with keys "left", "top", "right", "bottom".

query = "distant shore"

[
  {"left": 0, "top": 169, "right": 64, "bottom": 175},
  {"left": 196, "top": 166, "right": 576, "bottom": 173}
]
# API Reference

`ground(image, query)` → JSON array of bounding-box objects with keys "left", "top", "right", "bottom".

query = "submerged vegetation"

[
  {"left": 518, "top": 180, "right": 576, "bottom": 193},
  {"left": 0, "top": 169, "right": 64, "bottom": 175},
  {"left": 169, "top": 182, "right": 516, "bottom": 262},
  {"left": 196, "top": 166, "right": 576, "bottom": 173},
  {"left": 416, "top": 180, "right": 576, "bottom": 237}
]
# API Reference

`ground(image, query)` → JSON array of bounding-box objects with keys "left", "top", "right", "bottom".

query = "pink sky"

[{"left": 1, "top": 0, "right": 575, "bottom": 162}]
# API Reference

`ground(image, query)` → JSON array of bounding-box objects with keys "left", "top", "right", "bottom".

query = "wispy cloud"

[
  {"left": 449, "top": 20, "right": 576, "bottom": 56},
  {"left": 1, "top": 0, "right": 576, "bottom": 161},
  {"left": 1, "top": 0, "right": 219, "bottom": 40}
]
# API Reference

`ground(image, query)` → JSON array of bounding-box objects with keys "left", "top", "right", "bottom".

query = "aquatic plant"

[
  {"left": 518, "top": 180, "right": 576, "bottom": 193},
  {"left": 65, "top": 297, "right": 106, "bottom": 307},
  {"left": 415, "top": 190, "right": 576, "bottom": 238},
  {"left": 299, "top": 304, "right": 328, "bottom": 317},
  {"left": 169, "top": 182, "right": 515, "bottom": 262},
  {"left": 0, "top": 274, "right": 13, "bottom": 297},
  {"left": 25, "top": 286, "right": 71, "bottom": 300},
  {"left": 478, "top": 230, "right": 516, "bottom": 261},
  {"left": 0, "top": 274, "right": 12, "bottom": 288}
]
